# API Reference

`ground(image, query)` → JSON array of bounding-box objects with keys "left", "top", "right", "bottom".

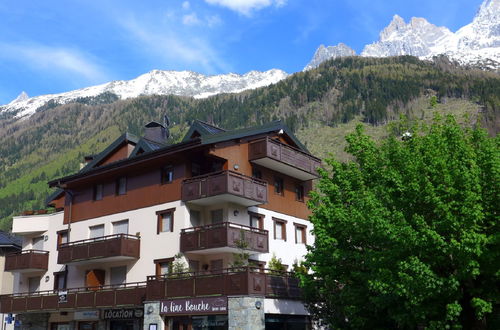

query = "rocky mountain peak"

[
  {"left": 9, "top": 91, "right": 29, "bottom": 104},
  {"left": 303, "top": 43, "right": 356, "bottom": 71}
]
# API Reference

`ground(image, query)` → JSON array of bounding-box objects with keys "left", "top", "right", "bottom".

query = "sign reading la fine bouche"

[{"left": 160, "top": 297, "right": 228, "bottom": 315}]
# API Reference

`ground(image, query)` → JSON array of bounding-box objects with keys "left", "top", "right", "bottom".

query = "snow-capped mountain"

[
  {"left": 303, "top": 43, "right": 356, "bottom": 71},
  {"left": 305, "top": 0, "right": 500, "bottom": 70},
  {"left": 0, "top": 69, "right": 288, "bottom": 119}
]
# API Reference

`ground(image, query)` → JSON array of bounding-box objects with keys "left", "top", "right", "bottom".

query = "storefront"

[
  {"left": 102, "top": 308, "right": 144, "bottom": 330},
  {"left": 159, "top": 297, "right": 228, "bottom": 330}
]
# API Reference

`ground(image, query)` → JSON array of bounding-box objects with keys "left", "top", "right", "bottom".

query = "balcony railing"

[
  {"left": 180, "top": 222, "right": 268, "bottom": 253},
  {"left": 181, "top": 170, "right": 267, "bottom": 206},
  {"left": 58, "top": 234, "right": 140, "bottom": 264},
  {"left": 249, "top": 137, "right": 321, "bottom": 181},
  {"left": 0, "top": 282, "right": 146, "bottom": 314},
  {"left": 4, "top": 250, "right": 49, "bottom": 272},
  {"left": 146, "top": 267, "right": 301, "bottom": 301}
]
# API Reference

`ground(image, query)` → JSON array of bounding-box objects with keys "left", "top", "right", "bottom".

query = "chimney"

[{"left": 144, "top": 121, "right": 168, "bottom": 144}]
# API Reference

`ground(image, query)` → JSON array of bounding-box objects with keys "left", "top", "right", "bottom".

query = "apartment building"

[
  {"left": 1, "top": 120, "right": 321, "bottom": 330},
  {"left": 0, "top": 231, "right": 21, "bottom": 330}
]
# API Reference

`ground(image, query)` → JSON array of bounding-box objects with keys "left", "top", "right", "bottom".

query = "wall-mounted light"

[
  {"left": 233, "top": 164, "right": 239, "bottom": 170},
  {"left": 45, "top": 276, "right": 50, "bottom": 282},
  {"left": 233, "top": 210, "right": 239, "bottom": 217},
  {"left": 44, "top": 235, "right": 49, "bottom": 241},
  {"left": 147, "top": 305, "right": 154, "bottom": 314},
  {"left": 255, "top": 301, "right": 262, "bottom": 309}
]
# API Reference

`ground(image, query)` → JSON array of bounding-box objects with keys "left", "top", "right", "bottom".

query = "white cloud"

[
  {"left": 206, "top": 15, "right": 222, "bottom": 27},
  {"left": 182, "top": 12, "right": 201, "bottom": 25},
  {"left": 0, "top": 43, "right": 107, "bottom": 82},
  {"left": 117, "top": 16, "right": 231, "bottom": 74},
  {"left": 204, "top": 0, "right": 287, "bottom": 16},
  {"left": 182, "top": 1, "right": 190, "bottom": 10}
]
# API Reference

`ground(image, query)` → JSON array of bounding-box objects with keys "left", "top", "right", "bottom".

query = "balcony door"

[
  {"left": 113, "top": 220, "right": 129, "bottom": 235},
  {"left": 28, "top": 276, "right": 40, "bottom": 293},
  {"left": 86, "top": 269, "right": 105, "bottom": 289},
  {"left": 32, "top": 236, "right": 44, "bottom": 250},
  {"left": 110, "top": 266, "right": 127, "bottom": 287},
  {"left": 89, "top": 224, "right": 105, "bottom": 239}
]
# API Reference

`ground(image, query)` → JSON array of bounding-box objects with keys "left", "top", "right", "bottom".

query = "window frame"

[
  {"left": 115, "top": 177, "right": 127, "bottom": 196},
  {"left": 154, "top": 257, "right": 174, "bottom": 277},
  {"left": 93, "top": 184, "right": 103, "bottom": 201},
  {"left": 272, "top": 217, "right": 287, "bottom": 241},
  {"left": 248, "top": 211, "right": 264, "bottom": 230},
  {"left": 274, "top": 176, "right": 284, "bottom": 196},
  {"left": 294, "top": 223, "right": 307, "bottom": 244},
  {"left": 295, "top": 184, "right": 305, "bottom": 202},
  {"left": 156, "top": 208, "right": 175, "bottom": 234},
  {"left": 53, "top": 270, "right": 67, "bottom": 291},
  {"left": 56, "top": 229, "right": 68, "bottom": 250},
  {"left": 161, "top": 165, "right": 174, "bottom": 185}
]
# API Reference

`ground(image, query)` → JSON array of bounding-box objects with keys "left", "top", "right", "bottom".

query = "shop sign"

[
  {"left": 160, "top": 297, "right": 227, "bottom": 315},
  {"left": 74, "top": 310, "right": 100, "bottom": 320},
  {"left": 102, "top": 308, "right": 144, "bottom": 319}
]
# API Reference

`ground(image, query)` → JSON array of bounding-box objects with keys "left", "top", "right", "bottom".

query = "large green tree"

[{"left": 300, "top": 116, "right": 499, "bottom": 329}]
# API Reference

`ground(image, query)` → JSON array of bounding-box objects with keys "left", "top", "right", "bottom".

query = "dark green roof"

[
  {"left": 200, "top": 120, "right": 308, "bottom": 152},
  {"left": 182, "top": 120, "right": 226, "bottom": 142}
]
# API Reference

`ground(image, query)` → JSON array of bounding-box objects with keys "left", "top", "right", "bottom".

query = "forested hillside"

[{"left": 1, "top": 56, "right": 499, "bottom": 230}]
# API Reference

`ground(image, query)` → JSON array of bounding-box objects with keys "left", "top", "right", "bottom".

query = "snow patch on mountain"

[
  {"left": 0, "top": 69, "right": 288, "bottom": 119},
  {"left": 308, "top": 0, "right": 500, "bottom": 70}
]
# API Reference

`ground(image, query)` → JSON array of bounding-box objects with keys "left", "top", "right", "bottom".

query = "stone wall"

[
  {"left": 228, "top": 296, "right": 265, "bottom": 330},
  {"left": 143, "top": 302, "right": 165, "bottom": 330}
]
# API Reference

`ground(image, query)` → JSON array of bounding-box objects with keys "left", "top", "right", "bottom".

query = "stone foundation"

[{"left": 228, "top": 296, "right": 265, "bottom": 330}]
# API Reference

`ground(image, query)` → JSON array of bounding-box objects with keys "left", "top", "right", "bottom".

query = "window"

[
  {"left": 294, "top": 223, "right": 307, "bottom": 244},
  {"left": 190, "top": 210, "right": 201, "bottom": 227},
  {"left": 93, "top": 184, "right": 103, "bottom": 201},
  {"left": 113, "top": 220, "right": 129, "bottom": 235},
  {"left": 161, "top": 165, "right": 174, "bottom": 184},
  {"left": 57, "top": 230, "right": 68, "bottom": 249},
  {"left": 28, "top": 276, "right": 40, "bottom": 293},
  {"left": 274, "top": 177, "right": 284, "bottom": 196},
  {"left": 252, "top": 168, "right": 262, "bottom": 179},
  {"left": 116, "top": 177, "right": 127, "bottom": 195},
  {"left": 110, "top": 266, "right": 127, "bottom": 287},
  {"left": 54, "top": 271, "right": 67, "bottom": 290},
  {"left": 32, "top": 236, "right": 44, "bottom": 250},
  {"left": 154, "top": 258, "right": 174, "bottom": 277},
  {"left": 273, "top": 218, "right": 287, "bottom": 241},
  {"left": 249, "top": 212, "right": 264, "bottom": 230},
  {"left": 295, "top": 184, "right": 304, "bottom": 202},
  {"left": 89, "top": 224, "right": 105, "bottom": 239},
  {"left": 189, "top": 260, "right": 200, "bottom": 273},
  {"left": 156, "top": 208, "right": 175, "bottom": 234},
  {"left": 192, "top": 162, "right": 201, "bottom": 177},
  {"left": 211, "top": 209, "right": 223, "bottom": 224}
]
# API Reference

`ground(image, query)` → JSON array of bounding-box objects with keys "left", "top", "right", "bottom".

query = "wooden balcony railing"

[
  {"left": 249, "top": 137, "right": 321, "bottom": 180},
  {"left": 146, "top": 267, "right": 301, "bottom": 301},
  {"left": 58, "top": 234, "right": 140, "bottom": 264},
  {"left": 180, "top": 222, "right": 268, "bottom": 253},
  {"left": 4, "top": 250, "right": 49, "bottom": 272},
  {"left": 181, "top": 170, "right": 267, "bottom": 206},
  {"left": 0, "top": 282, "right": 146, "bottom": 314}
]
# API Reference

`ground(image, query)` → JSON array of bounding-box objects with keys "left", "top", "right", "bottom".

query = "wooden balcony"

[
  {"left": 146, "top": 268, "right": 301, "bottom": 301},
  {"left": 57, "top": 234, "right": 140, "bottom": 265},
  {"left": 180, "top": 222, "right": 268, "bottom": 254},
  {"left": 4, "top": 250, "right": 49, "bottom": 273},
  {"left": 181, "top": 170, "right": 267, "bottom": 206},
  {"left": 249, "top": 137, "right": 321, "bottom": 181},
  {"left": 0, "top": 282, "right": 146, "bottom": 314}
]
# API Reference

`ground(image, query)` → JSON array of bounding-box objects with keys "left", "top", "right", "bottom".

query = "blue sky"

[{"left": 0, "top": 0, "right": 484, "bottom": 105}]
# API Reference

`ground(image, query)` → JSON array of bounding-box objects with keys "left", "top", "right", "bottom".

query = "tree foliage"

[{"left": 300, "top": 116, "right": 499, "bottom": 329}]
